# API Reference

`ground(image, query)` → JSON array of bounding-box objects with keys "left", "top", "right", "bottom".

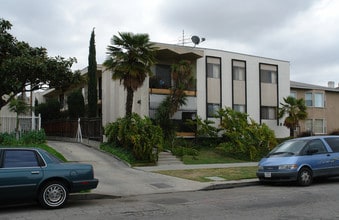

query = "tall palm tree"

[
  {"left": 104, "top": 32, "right": 156, "bottom": 116},
  {"left": 278, "top": 96, "right": 308, "bottom": 137}
]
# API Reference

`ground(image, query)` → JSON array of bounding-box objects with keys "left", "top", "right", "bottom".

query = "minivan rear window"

[{"left": 324, "top": 138, "right": 339, "bottom": 152}]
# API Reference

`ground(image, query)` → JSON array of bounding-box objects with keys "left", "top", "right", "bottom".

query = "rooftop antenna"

[{"left": 178, "top": 30, "right": 206, "bottom": 47}]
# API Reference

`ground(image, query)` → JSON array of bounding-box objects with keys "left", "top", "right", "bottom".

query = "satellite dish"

[{"left": 191, "top": 35, "right": 200, "bottom": 45}]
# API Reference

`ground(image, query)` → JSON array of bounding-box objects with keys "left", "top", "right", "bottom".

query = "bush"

[
  {"left": 0, "top": 130, "right": 46, "bottom": 145},
  {"left": 104, "top": 113, "right": 163, "bottom": 163},
  {"left": 67, "top": 89, "right": 85, "bottom": 119},
  {"left": 216, "top": 107, "right": 277, "bottom": 161},
  {"left": 169, "top": 138, "right": 199, "bottom": 157},
  {"left": 0, "top": 132, "right": 17, "bottom": 145},
  {"left": 20, "top": 129, "right": 46, "bottom": 144},
  {"left": 329, "top": 129, "right": 339, "bottom": 135},
  {"left": 35, "top": 99, "right": 61, "bottom": 121}
]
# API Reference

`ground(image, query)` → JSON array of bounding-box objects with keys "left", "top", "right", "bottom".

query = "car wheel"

[
  {"left": 297, "top": 167, "right": 313, "bottom": 186},
  {"left": 38, "top": 181, "right": 69, "bottom": 209}
]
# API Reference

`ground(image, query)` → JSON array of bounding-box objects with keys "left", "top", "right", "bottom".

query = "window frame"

[
  {"left": 233, "top": 104, "right": 246, "bottom": 113},
  {"left": 314, "top": 92, "right": 324, "bottom": 108},
  {"left": 207, "top": 103, "right": 220, "bottom": 118},
  {"left": 150, "top": 64, "right": 172, "bottom": 89},
  {"left": 261, "top": 106, "right": 277, "bottom": 120},
  {"left": 2, "top": 149, "right": 41, "bottom": 168}
]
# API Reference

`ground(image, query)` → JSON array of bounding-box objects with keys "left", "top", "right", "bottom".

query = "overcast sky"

[{"left": 1, "top": 0, "right": 339, "bottom": 87}]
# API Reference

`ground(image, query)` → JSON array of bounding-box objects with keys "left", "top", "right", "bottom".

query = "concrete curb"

[
  {"left": 201, "top": 180, "right": 260, "bottom": 191},
  {"left": 70, "top": 193, "right": 121, "bottom": 201}
]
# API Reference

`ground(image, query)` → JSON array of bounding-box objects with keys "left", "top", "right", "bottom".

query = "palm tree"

[
  {"left": 168, "top": 60, "right": 195, "bottom": 116},
  {"left": 9, "top": 97, "right": 29, "bottom": 139},
  {"left": 103, "top": 32, "right": 157, "bottom": 116},
  {"left": 278, "top": 96, "right": 308, "bottom": 137},
  {"left": 155, "top": 60, "right": 195, "bottom": 139}
]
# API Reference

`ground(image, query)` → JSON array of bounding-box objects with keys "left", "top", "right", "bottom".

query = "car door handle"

[{"left": 31, "top": 171, "right": 40, "bottom": 174}]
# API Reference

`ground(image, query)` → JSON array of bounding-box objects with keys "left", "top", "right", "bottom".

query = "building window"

[
  {"left": 260, "top": 70, "right": 277, "bottom": 84},
  {"left": 261, "top": 106, "right": 277, "bottom": 120},
  {"left": 207, "top": 103, "right": 220, "bottom": 117},
  {"left": 207, "top": 57, "right": 220, "bottom": 79},
  {"left": 305, "top": 119, "right": 313, "bottom": 132},
  {"left": 305, "top": 92, "right": 324, "bottom": 107},
  {"left": 150, "top": 64, "right": 171, "bottom": 89},
  {"left": 314, "top": 93, "right": 324, "bottom": 107},
  {"left": 305, "top": 92, "right": 312, "bottom": 107},
  {"left": 234, "top": 104, "right": 246, "bottom": 113},
  {"left": 260, "top": 64, "right": 277, "bottom": 84},
  {"left": 314, "top": 119, "right": 326, "bottom": 134},
  {"left": 290, "top": 91, "right": 297, "bottom": 98},
  {"left": 233, "top": 67, "right": 245, "bottom": 80}
]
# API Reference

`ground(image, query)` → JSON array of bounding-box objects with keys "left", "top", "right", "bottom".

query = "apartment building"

[
  {"left": 290, "top": 81, "right": 339, "bottom": 135},
  {"left": 102, "top": 43, "right": 290, "bottom": 138}
]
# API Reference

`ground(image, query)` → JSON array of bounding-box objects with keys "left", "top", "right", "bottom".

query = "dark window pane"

[
  {"left": 150, "top": 65, "right": 171, "bottom": 89},
  {"left": 3, "top": 150, "right": 39, "bottom": 168},
  {"left": 325, "top": 138, "right": 339, "bottom": 152}
]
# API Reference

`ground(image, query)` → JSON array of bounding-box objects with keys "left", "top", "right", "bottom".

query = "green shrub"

[
  {"left": 20, "top": 129, "right": 46, "bottom": 144},
  {"left": 0, "top": 132, "right": 17, "bottom": 145},
  {"left": 67, "top": 89, "right": 85, "bottom": 119},
  {"left": 216, "top": 107, "right": 277, "bottom": 161},
  {"left": 0, "top": 130, "right": 46, "bottom": 145},
  {"left": 100, "top": 142, "right": 135, "bottom": 164},
  {"left": 171, "top": 146, "right": 199, "bottom": 157},
  {"left": 104, "top": 113, "right": 163, "bottom": 163}
]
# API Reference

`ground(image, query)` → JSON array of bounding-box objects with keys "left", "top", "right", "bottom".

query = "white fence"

[{"left": 0, "top": 114, "right": 41, "bottom": 133}]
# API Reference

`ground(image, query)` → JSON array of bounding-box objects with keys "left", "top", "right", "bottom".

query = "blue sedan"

[
  {"left": 257, "top": 135, "right": 339, "bottom": 186},
  {"left": 0, "top": 147, "right": 98, "bottom": 208}
]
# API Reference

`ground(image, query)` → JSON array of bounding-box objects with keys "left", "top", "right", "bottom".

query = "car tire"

[
  {"left": 38, "top": 181, "right": 69, "bottom": 209},
  {"left": 297, "top": 167, "right": 313, "bottom": 186}
]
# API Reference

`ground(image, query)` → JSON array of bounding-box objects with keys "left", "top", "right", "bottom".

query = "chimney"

[{"left": 328, "top": 81, "right": 335, "bottom": 88}]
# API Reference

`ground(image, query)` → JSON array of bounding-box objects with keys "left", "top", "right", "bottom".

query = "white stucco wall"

[
  {"left": 100, "top": 45, "right": 290, "bottom": 138},
  {"left": 195, "top": 48, "right": 290, "bottom": 138}
]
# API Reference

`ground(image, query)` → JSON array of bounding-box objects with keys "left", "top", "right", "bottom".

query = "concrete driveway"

[{"left": 47, "top": 141, "right": 207, "bottom": 197}]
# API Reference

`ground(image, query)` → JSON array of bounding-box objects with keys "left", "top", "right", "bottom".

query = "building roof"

[
  {"left": 153, "top": 42, "right": 289, "bottom": 63},
  {"left": 291, "top": 80, "right": 339, "bottom": 92}
]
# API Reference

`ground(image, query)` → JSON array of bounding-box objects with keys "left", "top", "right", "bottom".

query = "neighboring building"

[
  {"left": 102, "top": 43, "right": 290, "bottom": 138},
  {"left": 35, "top": 65, "right": 103, "bottom": 117},
  {"left": 290, "top": 81, "right": 339, "bottom": 135}
]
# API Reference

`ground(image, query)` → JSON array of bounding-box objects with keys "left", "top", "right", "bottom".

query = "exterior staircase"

[{"left": 157, "top": 151, "right": 183, "bottom": 166}]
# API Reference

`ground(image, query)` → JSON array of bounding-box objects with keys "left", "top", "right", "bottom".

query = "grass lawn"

[
  {"left": 182, "top": 148, "right": 246, "bottom": 164},
  {"left": 155, "top": 166, "right": 258, "bottom": 182},
  {"left": 158, "top": 147, "right": 258, "bottom": 182}
]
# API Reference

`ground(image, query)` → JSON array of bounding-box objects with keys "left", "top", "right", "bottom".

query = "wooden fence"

[{"left": 42, "top": 118, "right": 103, "bottom": 141}]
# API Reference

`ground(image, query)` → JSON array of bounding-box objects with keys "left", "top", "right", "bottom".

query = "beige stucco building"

[{"left": 290, "top": 81, "right": 339, "bottom": 135}]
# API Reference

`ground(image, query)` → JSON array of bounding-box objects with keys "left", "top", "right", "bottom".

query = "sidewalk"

[
  {"left": 135, "top": 152, "right": 260, "bottom": 190},
  {"left": 136, "top": 162, "right": 259, "bottom": 172}
]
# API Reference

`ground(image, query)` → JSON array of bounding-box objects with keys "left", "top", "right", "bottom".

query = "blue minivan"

[{"left": 257, "top": 136, "right": 339, "bottom": 186}]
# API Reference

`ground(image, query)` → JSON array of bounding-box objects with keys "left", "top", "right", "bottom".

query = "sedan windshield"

[{"left": 268, "top": 140, "right": 308, "bottom": 157}]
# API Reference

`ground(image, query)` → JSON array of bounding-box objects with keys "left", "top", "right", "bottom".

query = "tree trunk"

[
  {"left": 126, "top": 87, "right": 134, "bottom": 117},
  {"left": 290, "top": 127, "right": 294, "bottom": 137}
]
